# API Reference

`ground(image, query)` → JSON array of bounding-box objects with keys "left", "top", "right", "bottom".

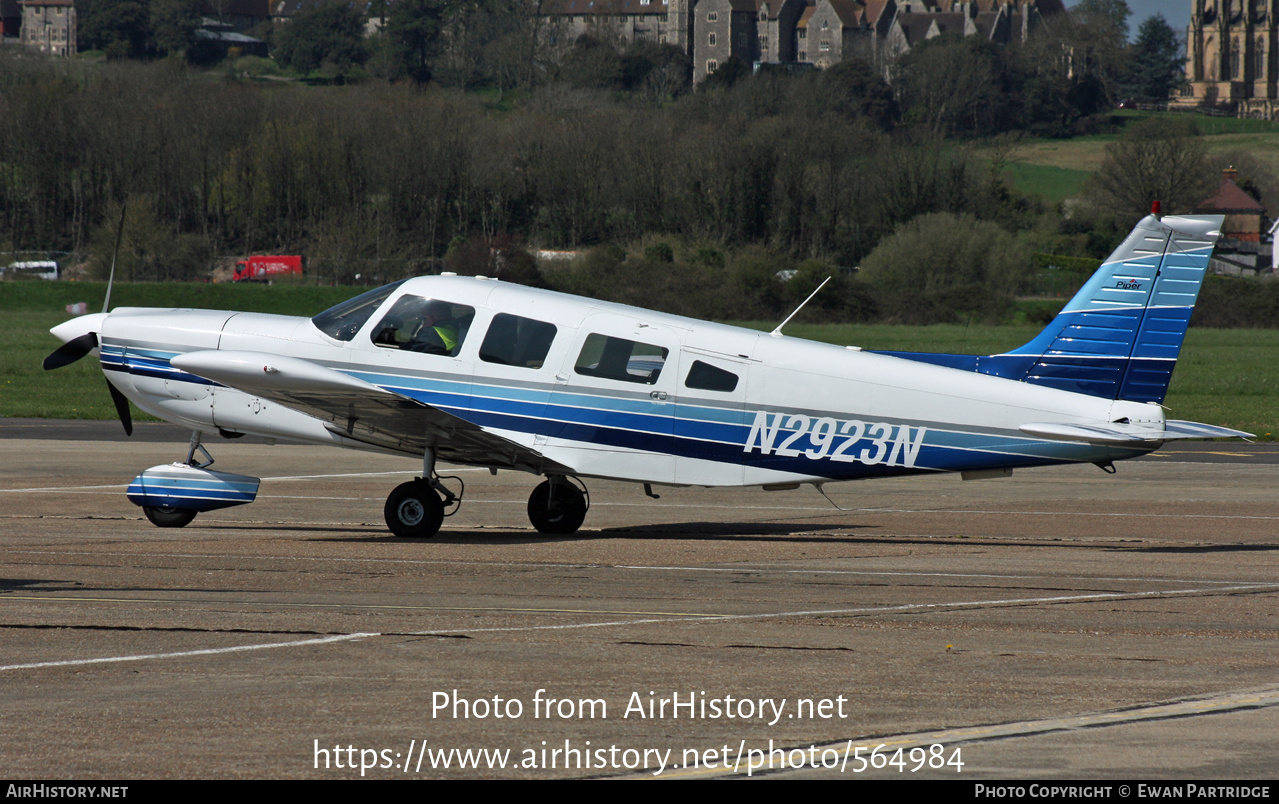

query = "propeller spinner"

[{"left": 43, "top": 315, "right": 132, "bottom": 436}]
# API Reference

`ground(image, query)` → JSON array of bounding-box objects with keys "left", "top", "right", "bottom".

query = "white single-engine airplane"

[{"left": 45, "top": 212, "right": 1250, "bottom": 538}]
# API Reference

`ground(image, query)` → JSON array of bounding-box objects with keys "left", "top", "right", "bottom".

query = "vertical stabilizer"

[
  {"left": 871, "top": 214, "right": 1224, "bottom": 403},
  {"left": 1003, "top": 214, "right": 1222, "bottom": 402}
]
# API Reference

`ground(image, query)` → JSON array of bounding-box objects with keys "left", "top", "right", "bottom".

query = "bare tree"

[{"left": 1086, "top": 117, "right": 1214, "bottom": 219}]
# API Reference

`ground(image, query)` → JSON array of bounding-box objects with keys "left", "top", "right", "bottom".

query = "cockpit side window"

[
  {"left": 370, "top": 295, "right": 475, "bottom": 357},
  {"left": 479, "top": 313, "right": 557, "bottom": 369},
  {"left": 574, "top": 334, "right": 668, "bottom": 384},
  {"left": 311, "top": 280, "right": 405, "bottom": 342}
]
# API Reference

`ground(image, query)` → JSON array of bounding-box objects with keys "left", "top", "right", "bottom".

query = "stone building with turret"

[{"left": 1182, "top": 0, "right": 1279, "bottom": 116}]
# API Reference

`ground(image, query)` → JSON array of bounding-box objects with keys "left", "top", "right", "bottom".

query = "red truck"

[{"left": 233, "top": 255, "right": 303, "bottom": 282}]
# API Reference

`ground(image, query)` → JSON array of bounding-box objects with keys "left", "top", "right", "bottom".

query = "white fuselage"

[{"left": 95, "top": 276, "right": 1156, "bottom": 487}]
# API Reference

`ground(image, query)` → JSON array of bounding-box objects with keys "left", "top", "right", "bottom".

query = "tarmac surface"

[{"left": 1, "top": 420, "right": 1277, "bottom": 779}]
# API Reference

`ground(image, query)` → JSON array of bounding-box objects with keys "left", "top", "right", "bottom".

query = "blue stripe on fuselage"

[{"left": 109, "top": 347, "right": 1121, "bottom": 480}]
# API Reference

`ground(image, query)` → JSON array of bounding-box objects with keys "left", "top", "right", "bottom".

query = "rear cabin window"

[
  {"left": 574, "top": 334, "right": 668, "bottom": 384},
  {"left": 370, "top": 295, "right": 475, "bottom": 357},
  {"left": 685, "top": 360, "right": 739, "bottom": 392},
  {"left": 479, "top": 314, "right": 557, "bottom": 369}
]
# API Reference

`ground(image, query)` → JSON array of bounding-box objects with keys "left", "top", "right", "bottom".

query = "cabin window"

[
  {"left": 479, "top": 313, "right": 557, "bottom": 369},
  {"left": 370, "top": 295, "right": 475, "bottom": 357},
  {"left": 575, "top": 334, "right": 668, "bottom": 384},
  {"left": 685, "top": 360, "right": 739, "bottom": 392},
  {"left": 311, "top": 280, "right": 405, "bottom": 341}
]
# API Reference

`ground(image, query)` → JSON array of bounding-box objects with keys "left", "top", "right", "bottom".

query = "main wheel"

[
  {"left": 384, "top": 480, "right": 445, "bottom": 538},
  {"left": 527, "top": 479, "right": 587, "bottom": 535},
  {"left": 143, "top": 505, "right": 197, "bottom": 528}
]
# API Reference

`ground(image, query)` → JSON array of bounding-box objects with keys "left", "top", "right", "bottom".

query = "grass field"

[
  {"left": 5, "top": 282, "right": 1274, "bottom": 439},
  {"left": 1003, "top": 162, "right": 1091, "bottom": 203},
  {"left": 1006, "top": 110, "right": 1279, "bottom": 198}
]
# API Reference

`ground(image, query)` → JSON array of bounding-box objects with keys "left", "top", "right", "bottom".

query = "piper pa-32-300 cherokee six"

[{"left": 44, "top": 212, "right": 1250, "bottom": 538}]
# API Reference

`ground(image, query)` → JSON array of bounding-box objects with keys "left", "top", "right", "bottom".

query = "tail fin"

[{"left": 874, "top": 214, "right": 1224, "bottom": 403}]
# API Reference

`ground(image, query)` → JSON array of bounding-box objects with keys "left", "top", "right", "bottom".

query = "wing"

[{"left": 170, "top": 350, "right": 573, "bottom": 474}]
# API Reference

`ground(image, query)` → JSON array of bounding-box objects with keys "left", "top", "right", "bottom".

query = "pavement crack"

[
  {"left": 724, "top": 643, "right": 853, "bottom": 652},
  {"left": 617, "top": 640, "right": 698, "bottom": 648}
]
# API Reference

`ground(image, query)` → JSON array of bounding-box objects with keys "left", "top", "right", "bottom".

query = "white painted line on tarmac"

[
  {"left": 653, "top": 685, "right": 1279, "bottom": 779},
  {"left": 5, "top": 584, "right": 1273, "bottom": 671},
  {"left": 0, "top": 632, "right": 378, "bottom": 673},
  {"left": 412, "top": 583, "right": 1279, "bottom": 635}
]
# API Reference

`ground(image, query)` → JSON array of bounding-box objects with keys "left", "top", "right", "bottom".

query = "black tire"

[
  {"left": 527, "top": 480, "right": 587, "bottom": 535},
  {"left": 384, "top": 480, "right": 445, "bottom": 538},
  {"left": 143, "top": 506, "right": 197, "bottom": 528}
]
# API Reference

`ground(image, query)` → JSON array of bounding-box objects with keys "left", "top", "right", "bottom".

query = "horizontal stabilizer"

[{"left": 1020, "top": 420, "right": 1253, "bottom": 446}]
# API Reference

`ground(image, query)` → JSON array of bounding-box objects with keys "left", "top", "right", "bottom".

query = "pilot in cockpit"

[{"left": 373, "top": 297, "right": 459, "bottom": 355}]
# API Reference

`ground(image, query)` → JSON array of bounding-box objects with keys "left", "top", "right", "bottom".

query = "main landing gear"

[
  {"left": 384, "top": 447, "right": 462, "bottom": 538},
  {"left": 527, "top": 475, "right": 588, "bottom": 535},
  {"left": 382, "top": 457, "right": 589, "bottom": 538}
]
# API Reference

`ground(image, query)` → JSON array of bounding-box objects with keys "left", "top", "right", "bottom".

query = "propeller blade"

[
  {"left": 43, "top": 332, "right": 99, "bottom": 371},
  {"left": 105, "top": 378, "right": 133, "bottom": 436}
]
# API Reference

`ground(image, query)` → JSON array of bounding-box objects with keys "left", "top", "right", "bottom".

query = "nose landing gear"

[{"left": 128, "top": 431, "right": 261, "bottom": 528}]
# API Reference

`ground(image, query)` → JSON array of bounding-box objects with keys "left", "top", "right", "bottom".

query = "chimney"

[{"left": 1224, "top": 166, "right": 1239, "bottom": 182}]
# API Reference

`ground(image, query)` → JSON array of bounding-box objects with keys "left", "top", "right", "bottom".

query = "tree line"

[
  {"left": 1, "top": 2, "right": 1259, "bottom": 326},
  {"left": 0, "top": 54, "right": 1026, "bottom": 269}
]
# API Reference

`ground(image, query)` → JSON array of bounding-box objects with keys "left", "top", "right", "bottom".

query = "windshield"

[{"left": 311, "top": 281, "right": 406, "bottom": 341}]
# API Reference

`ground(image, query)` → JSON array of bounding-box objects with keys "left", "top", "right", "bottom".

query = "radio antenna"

[
  {"left": 771, "top": 276, "right": 831, "bottom": 338},
  {"left": 102, "top": 200, "right": 127, "bottom": 313}
]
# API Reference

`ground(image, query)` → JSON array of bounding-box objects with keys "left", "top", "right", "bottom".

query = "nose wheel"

[
  {"left": 143, "top": 505, "right": 198, "bottom": 528},
  {"left": 527, "top": 476, "right": 588, "bottom": 535}
]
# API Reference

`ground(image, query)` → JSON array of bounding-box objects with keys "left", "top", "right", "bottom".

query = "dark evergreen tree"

[
  {"left": 818, "top": 57, "right": 897, "bottom": 130},
  {"left": 380, "top": 0, "right": 454, "bottom": 82},
  {"left": 1124, "top": 14, "right": 1184, "bottom": 102},
  {"left": 273, "top": 3, "right": 368, "bottom": 75},
  {"left": 77, "top": 0, "right": 152, "bottom": 57},
  {"left": 150, "top": 0, "right": 202, "bottom": 58}
]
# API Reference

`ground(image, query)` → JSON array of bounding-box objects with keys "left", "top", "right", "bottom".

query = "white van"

[{"left": 3, "top": 261, "right": 60, "bottom": 280}]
